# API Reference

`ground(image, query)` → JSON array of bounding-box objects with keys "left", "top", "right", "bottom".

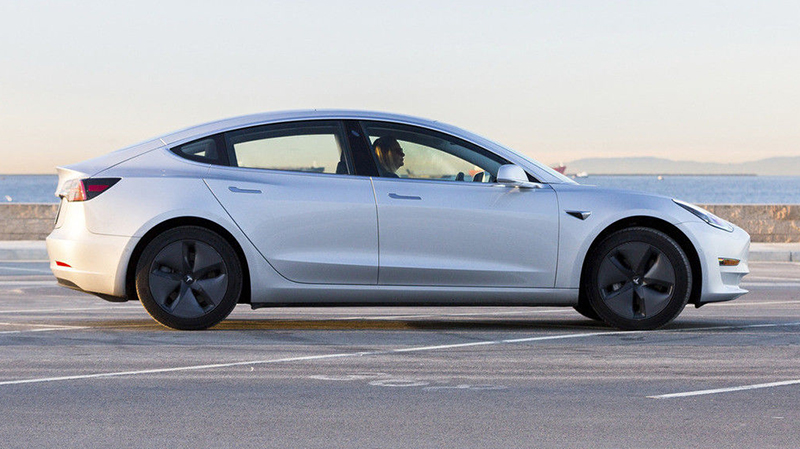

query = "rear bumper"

[{"left": 46, "top": 221, "right": 138, "bottom": 298}]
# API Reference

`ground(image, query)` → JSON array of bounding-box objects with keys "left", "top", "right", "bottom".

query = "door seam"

[{"left": 370, "top": 177, "right": 381, "bottom": 285}]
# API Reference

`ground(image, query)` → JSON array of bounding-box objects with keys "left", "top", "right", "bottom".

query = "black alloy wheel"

[
  {"left": 584, "top": 227, "right": 692, "bottom": 330},
  {"left": 136, "top": 226, "right": 242, "bottom": 330}
]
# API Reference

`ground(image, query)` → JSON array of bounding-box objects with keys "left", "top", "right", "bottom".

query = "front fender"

[{"left": 552, "top": 186, "right": 692, "bottom": 289}]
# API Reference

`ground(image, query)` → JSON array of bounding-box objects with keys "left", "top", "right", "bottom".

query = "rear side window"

[
  {"left": 225, "top": 121, "right": 350, "bottom": 175},
  {"left": 172, "top": 136, "right": 227, "bottom": 165}
]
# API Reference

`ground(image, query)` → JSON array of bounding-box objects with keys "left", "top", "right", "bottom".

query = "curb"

[
  {"left": 1, "top": 241, "right": 797, "bottom": 263},
  {"left": 748, "top": 244, "right": 800, "bottom": 263}
]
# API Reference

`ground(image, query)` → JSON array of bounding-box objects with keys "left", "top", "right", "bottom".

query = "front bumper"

[{"left": 680, "top": 221, "right": 750, "bottom": 305}]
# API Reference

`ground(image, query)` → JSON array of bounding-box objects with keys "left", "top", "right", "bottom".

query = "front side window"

[
  {"left": 361, "top": 121, "right": 506, "bottom": 183},
  {"left": 225, "top": 121, "right": 350, "bottom": 174}
]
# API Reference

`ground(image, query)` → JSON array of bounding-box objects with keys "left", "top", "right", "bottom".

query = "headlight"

[{"left": 673, "top": 199, "right": 734, "bottom": 232}]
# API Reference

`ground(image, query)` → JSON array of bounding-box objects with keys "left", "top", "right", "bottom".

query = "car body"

[{"left": 46, "top": 110, "right": 750, "bottom": 330}]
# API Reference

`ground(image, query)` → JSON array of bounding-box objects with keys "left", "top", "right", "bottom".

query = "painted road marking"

[
  {"left": 715, "top": 300, "right": 800, "bottom": 307},
  {"left": 746, "top": 276, "right": 800, "bottom": 281},
  {"left": 3, "top": 321, "right": 800, "bottom": 388},
  {"left": 0, "top": 322, "right": 89, "bottom": 328},
  {"left": 0, "top": 330, "right": 643, "bottom": 387},
  {"left": 0, "top": 328, "right": 89, "bottom": 334},
  {"left": 645, "top": 321, "right": 800, "bottom": 399},
  {"left": 0, "top": 322, "right": 90, "bottom": 334},
  {"left": 649, "top": 379, "right": 800, "bottom": 399},
  {"left": 741, "top": 282, "right": 800, "bottom": 288},
  {"left": 0, "top": 266, "right": 53, "bottom": 274},
  {"left": 0, "top": 281, "right": 58, "bottom": 286},
  {"left": 0, "top": 306, "right": 139, "bottom": 314},
  {"left": 682, "top": 321, "right": 800, "bottom": 331}
]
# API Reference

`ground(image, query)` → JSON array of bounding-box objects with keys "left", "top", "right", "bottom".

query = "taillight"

[{"left": 60, "top": 178, "right": 120, "bottom": 202}]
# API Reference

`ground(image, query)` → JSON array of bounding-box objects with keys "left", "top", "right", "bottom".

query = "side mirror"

[{"left": 496, "top": 164, "right": 542, "bottom": 189}]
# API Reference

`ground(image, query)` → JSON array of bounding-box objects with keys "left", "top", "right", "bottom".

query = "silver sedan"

[{"left": 46, "top": 110, "right": 750, "bottom": 330}]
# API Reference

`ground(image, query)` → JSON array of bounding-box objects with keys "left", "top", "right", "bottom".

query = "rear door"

[{"left": 203, "top": 120, "right": 379, "bottom": 285}]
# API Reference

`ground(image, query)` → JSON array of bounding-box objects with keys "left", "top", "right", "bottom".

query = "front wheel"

[
  {"left": 135, "top": 226, "right": 242, "bottom": 330},
  {"left": 584, "top": 227, "right": 692, "bottom": 330},
  {"left": 573, "top": 302, "right": 602, "bottom": 322}
]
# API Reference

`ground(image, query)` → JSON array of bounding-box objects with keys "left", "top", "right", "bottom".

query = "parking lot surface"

[{"left": 1, "top": 260, "right": 799, "bottom": 448}]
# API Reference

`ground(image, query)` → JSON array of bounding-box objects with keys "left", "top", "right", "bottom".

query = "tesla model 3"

[{"left": 46, "top": 110, "right": 750, "bottom": 330}]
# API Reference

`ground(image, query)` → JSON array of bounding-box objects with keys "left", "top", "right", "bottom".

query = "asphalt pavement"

[{"left": 1, "top": 253, "right": 799, "bottom": 447}]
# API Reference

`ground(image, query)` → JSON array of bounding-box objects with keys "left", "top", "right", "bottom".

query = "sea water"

[
  {"left": 0, "top": 175, "right": 59, "bottom": 203},
  {"left": 575, "top": 175, "right": 800, "bottom": 204}
]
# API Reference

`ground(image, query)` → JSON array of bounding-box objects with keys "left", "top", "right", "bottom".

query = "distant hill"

[{"left": 567, "top": 156, "right": 800, "bottom": 176}]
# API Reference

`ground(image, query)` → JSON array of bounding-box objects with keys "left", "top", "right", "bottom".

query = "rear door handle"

[
  {"left": 229, "top": 186, "right": 262, "bottom": 194},
  {"left": 388, "top": 193, "right": 422, "bottom": 200}
]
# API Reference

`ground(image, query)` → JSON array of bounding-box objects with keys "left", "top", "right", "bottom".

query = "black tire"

[
  {"left": 583, "top": 227, "right": 691, "bottom": 330},
  {"left": 573, "top": 302, "right": 602, "bottom": 322},
  {"left": 135, "top": 226, "right": 242, "bottom": 330}
]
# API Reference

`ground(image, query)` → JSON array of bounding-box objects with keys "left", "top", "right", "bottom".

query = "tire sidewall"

[
  {"left": 135, "top": 226, "right": 242, "bottom": 330},
  {"left": 585, "top": 227, "right": 691, "bottom": 330}
]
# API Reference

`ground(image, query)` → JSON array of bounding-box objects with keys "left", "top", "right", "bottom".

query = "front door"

[{"left": 361, "top": 121, "right": 559, "bottom": 288}]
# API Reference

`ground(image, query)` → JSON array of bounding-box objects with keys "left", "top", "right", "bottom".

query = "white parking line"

[
  {"left": 645, "top": 321, "right": 800, "bottom": 398},
  {"left": 744, "top": 276, "right": 800, "bottom": 282},
  {"left": 0, "top": 281, "right": 57, "bottom": 286},
  {"left": 649, "top": 379, "right": 800, "bottom": 399},
  {"left": 0, "top": 328, "right": 90, "bottom": 335},
  {"left": 0, "top": 322, "right": 89, "bottom": 328},
  {"left": 0, "top": 306, "right": 139, "bottom": 314},
  {"left": 0, "top": 330, "right": 645, "bottom": 387},
  {"left": 0, "top": 352, "right": 361, "bottom": 387},
  {"left": 684, "top": 321, "right": 800, "bottom": 331},
  {"left": 0, "top": 266, "right": 53, "bottom": 274},
  {"left": 5, "top": 321, "right": 800, "bottom": 388},
  {"left": 715, "top": 300, "right": 800, "bottom": 307},
  {"left": 741, "top": 282, "right": 800, "bottom": 288},
  {"left": 0, "top": 322, "right": 90, "bottom": 334},
  {"left": 1, "top": 320, "right": 798, "bottom": 388}
]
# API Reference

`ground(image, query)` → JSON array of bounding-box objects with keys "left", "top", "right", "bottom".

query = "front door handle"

[{"left": 388, "top": 193, "right": 422, "bottom": 200}]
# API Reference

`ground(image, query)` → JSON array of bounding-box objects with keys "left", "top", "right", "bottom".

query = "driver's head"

[{"left": 373, "top": 136, "right": 405, "bottom": 173}]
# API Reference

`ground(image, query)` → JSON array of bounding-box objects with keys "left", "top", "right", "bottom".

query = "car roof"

[{"left": 159, "top": 109, "right": 464, "bottom": 146}]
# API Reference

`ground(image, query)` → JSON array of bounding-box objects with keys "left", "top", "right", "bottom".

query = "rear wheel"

[
  {"left": 135, "top": 226, "right": 242, "bottom": 330},
  {"left": 584, "top": 227, "right": 691, "bottom": 330}
]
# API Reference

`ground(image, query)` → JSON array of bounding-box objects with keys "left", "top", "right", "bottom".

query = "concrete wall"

[
  {"left": 1, "top": 204, "right": 58, "bottom": 241},
  {"left": 1, "top": 203, "right": 799, "bottom": 242},
  {"left": 701, "top": 204, "right": 800, "bottom": 243}
]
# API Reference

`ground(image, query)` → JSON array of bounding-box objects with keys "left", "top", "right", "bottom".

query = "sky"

[{"left": 1, "top": 0, "right": 799, "bottom": 174}]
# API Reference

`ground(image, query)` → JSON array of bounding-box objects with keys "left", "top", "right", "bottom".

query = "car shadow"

[
  {"left": 55, "top": 316, "right": 627, "bottom": 332},
  {"left": 45, "top": 314, "right": 758, "bottom": 332}
]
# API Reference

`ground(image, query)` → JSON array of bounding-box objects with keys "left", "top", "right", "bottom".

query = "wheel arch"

[
  {"left": 125, "top": 217, "right": 251, "bottom": 304},
  {"left": 578, "top": 216, "right": 702, "bottom": 307}
]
